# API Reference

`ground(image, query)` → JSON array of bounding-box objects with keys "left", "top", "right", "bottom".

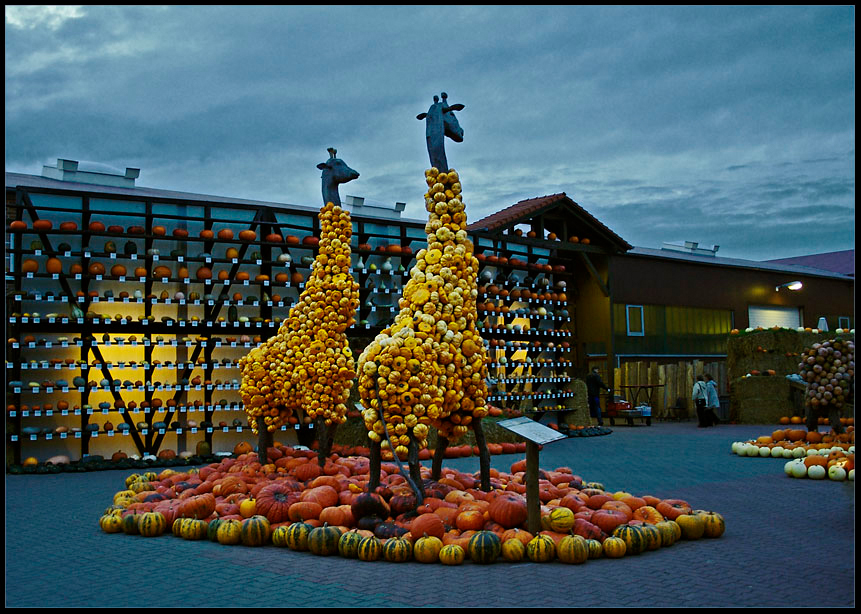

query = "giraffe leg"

[
  {"left": 473, "top": 418, "right": 491, "bottom": 492},
  {"left": 257, "top": 426, "right": 273, "bottom": 465},
  {"left": 368, "top": 436, "right": 382, "bottom": 492},
  {"left": 408, "top": 435, "right": 424, "bottom": 504},
  {"left": 431, "top": 435, "right": 449, "bottom": 481}
]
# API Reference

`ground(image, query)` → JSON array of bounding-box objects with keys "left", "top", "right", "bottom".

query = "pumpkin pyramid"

[{"left": 240, "top": 202, "right": 360, "bottom": 433}]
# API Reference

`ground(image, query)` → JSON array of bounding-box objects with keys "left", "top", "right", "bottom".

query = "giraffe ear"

[
  {"left": 416, "top": 113, "right": 428, "bottom": 120},
  {"left": 446, "top": 104, "right": 464, "bottom": 112},
  {"left": 317, "top": 163, "right": 328, "bottom": 170}
]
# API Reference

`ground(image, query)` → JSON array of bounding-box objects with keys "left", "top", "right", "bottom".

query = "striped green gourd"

[
  {"left": 357, "top": 536, "right": 383, "bottom": 561},
  {"left": 137, "top": 511, "right": 167, "bottom": 537},
  {"left": 285, "top": 522, "right": 313, "bottom": 551},
  {"left": 240, "top": 515, "right": 271, "bottom": 547},
  {"left": 307, "top": 523, "right": 341, "bottom": 556},
  {"left": 612, "top": 524, "right": 646, "bottom": 555},
  {"left": 467, "top": 530, "right": 502, "bottom": 564},
  {"left": 216, "top": 518, "right": 243, "bottom": 545},
  {"left": 180, "top": 518, "right": 209, "bottom": 541},
  {"left": 525, "top": 534, "right": 556, "bottom": 562},
  {"left": 337, "top": 530, "right": 364, "bottom": 558},
  {"left": 382, "top": 536, "right": 413, "bottom": 562},
  {"left": 556, "top": 535, "right": 588, "bottom": 564}
]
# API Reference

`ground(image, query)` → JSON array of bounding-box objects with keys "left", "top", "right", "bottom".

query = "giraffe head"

[{"left": 317, "top": 148, "right": 359, "bottom": 207}]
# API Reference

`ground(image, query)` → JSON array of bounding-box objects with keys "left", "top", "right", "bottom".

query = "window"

[
  {"left": 626, "top": 305, "right": 644, "bottom": 336},
  {"left": 839, "top": 317, "right": 850, "bottom": 329}
]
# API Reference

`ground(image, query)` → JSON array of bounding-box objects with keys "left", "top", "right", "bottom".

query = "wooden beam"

[{"left": 577, "top": 251, "right": 610, "bottom": 297}]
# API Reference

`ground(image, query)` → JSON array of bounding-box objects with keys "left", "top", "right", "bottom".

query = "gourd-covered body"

[
  {"left": 240, "top": 202, "right": 359, "bottom": 432},
  {"left": 357, "top": 168, "right": 489, "bottom": 458}
]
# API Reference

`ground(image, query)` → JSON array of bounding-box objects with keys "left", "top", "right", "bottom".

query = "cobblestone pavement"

[{"left": 5, "top": 421, "right": 855, "bottom": 607}]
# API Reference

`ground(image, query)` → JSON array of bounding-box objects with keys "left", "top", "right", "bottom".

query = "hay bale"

[
  {"left": 727, "top": 329, "right": 842, "bottom": 381},
  {"left": 731, "top": 375, "right": 794, "bottom": 424}
]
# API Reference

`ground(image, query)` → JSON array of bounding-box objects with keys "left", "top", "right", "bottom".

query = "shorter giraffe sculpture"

[{"left": 317, "top": 147, "right": 359, "bottom": 208}]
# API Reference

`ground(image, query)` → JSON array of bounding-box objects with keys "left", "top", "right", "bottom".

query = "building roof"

[
  {"left": 626, "top": 246, "right": 854, "bottom": 281},
  {"left": 5, "top": 171, "right": 427, "bottom": 226},
  {"left": 763, "top": 250, "right": 854, "bottom": 277},
  {"left": 467, "top": 192, "right": 632, "bottom": 252}
]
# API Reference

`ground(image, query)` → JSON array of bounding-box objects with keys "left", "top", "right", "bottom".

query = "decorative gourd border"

[{"left": 99, "top": 443, "right": 726, "bottom": 564}]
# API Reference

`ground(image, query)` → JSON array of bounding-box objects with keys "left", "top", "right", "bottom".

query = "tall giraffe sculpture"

[
  {"left": 357, "top": 93, "right": 492, "bottom": 500},
  {"left": 240, "top": 149, "right": 360, "bottom": 466}
]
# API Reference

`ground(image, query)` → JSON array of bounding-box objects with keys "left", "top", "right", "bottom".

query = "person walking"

[
  {"left": 704, "top": 373, "right": 721, "bottom": 426},
  {"left": 692, "top": 375, "right": 710, "bottom": 427},
  {"left": 586, "top": 367, "right": 611, "bottom": 426}
]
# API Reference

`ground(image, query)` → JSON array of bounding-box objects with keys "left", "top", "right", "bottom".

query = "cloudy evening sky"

[{"left": 5, "top": 5, "right": 855, "bottom": 261}]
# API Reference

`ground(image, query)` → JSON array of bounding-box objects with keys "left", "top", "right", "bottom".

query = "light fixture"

[{"left": 775, "top": 281, "right": 803, "bottom": 292}]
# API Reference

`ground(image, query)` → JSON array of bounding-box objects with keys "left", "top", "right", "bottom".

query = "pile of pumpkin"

[
  {"left": 730, "top": 427, "right": 854, "bottom": 481},
  {"left": 99, "top": 442, "right": 725, "bottom": 564}
]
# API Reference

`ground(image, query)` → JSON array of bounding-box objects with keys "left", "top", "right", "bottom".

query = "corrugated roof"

[
  {"left": 5, "top": 171, "right": 428, "bottom": 225},
  {"left": 467, "top": 192, "right": 632, "bottom": 252},
  {"left": 626, "top": 246, "right": 853, "bottom": 281},
  {"left": 764, "top": 250, "right": 854, "bottom": 277}
]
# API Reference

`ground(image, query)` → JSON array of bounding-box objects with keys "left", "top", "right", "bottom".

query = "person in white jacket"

[{"left": 704, "top": 374, "right": 721, "bottom": 426}]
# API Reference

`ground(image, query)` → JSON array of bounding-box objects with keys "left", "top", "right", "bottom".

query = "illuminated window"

[
  {"left": 839, "top": 317, "right": 850, "bottom": 329},
  {"left": 626, "top": 305, "right": 644, "bottom": 336}
]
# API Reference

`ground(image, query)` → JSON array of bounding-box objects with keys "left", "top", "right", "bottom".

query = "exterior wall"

[{"left": 610, "top": 253, "right": 854, "bottom": 348}]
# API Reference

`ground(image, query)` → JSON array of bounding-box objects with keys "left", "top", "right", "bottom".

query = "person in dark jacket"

[{"left": 586, "top": 368, "right": 611, "bottom": 426}]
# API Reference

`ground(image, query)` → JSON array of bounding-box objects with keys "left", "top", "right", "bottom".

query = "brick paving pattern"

[{"left": 5, "top": 422, "right": 855, "bottom": 607}]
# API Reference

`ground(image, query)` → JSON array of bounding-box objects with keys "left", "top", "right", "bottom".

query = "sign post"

[{"left": 497, "top": 417, "right": 567, "bottom": 534}]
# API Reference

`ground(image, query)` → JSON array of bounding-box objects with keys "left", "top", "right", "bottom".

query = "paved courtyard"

[{"left": 5, "top": 421, "right": 855, "bottom": 607}]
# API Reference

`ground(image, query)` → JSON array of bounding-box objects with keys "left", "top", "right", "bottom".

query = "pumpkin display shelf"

[
  {"left": 729, "top": 424, "right": 855, "bottom": 481},
  {"left": 96, "top": 442, "right": 726, "bottom": 565},
  {"left": 6, "top": 194, "right": 579, "bottom": 466}
]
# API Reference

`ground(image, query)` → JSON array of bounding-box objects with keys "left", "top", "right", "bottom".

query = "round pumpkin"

[
  {"left": 631, "top": 505, "right": 664, "bottom": 524},
  {"left": 410, "top": 512, "right": 445, "bottom": 541},
  {"left": 694, "top": 511, "right": 726, "bottom": 538},
  {"left": 501, "top": 537, "right": 526, "bottom": 561},
  {"left": 217, "top": 228, "right": 234, "bottom": 240},
  {"left": 548, "top": 506, "right": 575, "bottom": 532},
  {"left": 357, "top": 535, "right": 383, "bottom": 561},
  {"left": 488, "top": 492, "right": 528, "bottom": 529},
  {"left": 284, "top": 522, "right": 313, "bottom": 551},
  {"left": 584, "top": 538, "right": 603, "bottom": 559},
  {"left": 137, "top": 511, "right": 167, "bottom": 537},
  {"left": 308, "top": 523, "right": 341, "bottom": 556},
  {"left": 33, "top": 219, "right": 53, "bottom": 231},
  {"left": 178, "top": 518, "right": 208, "bottom": 540},
  {"left": 655, "top": 499, "right": 691, "bottom": 521},
  {"left": 383, "top": 536, "right": 413, "bottom": 562},
  {"left": 612, "top": 524, "right": 647, "bottom": 555},
  {"left": 45, "top": 257, "right": 63, "bottom": 275},
  {"left": 602, "top": 536, "right": 627, "bottom": 558},
  {"left": 413, "top": 535, "right": 444, "bottom": 563},
  {"left": 467, "top": 530, "right": 502, "bottom": 564},
  {"left": 216, "top": 518, "right": 243, "bottom": 545},
  {"left": 239, "top": 229, "right": 257, "bottom": 241},
  {"left": 656, "top": 520, "right": 681, "bottom": 546},
  {"left": 337, "top": 530, "right": 364, "bottom": 558},
  {"left": 240, "top": 515, "right": 271, "bottom": 546},
  {"left": 525, "top": 534, "right": 556, "bottom": 562},
  {"left": 674, "top": 514, "right": 705, "bottom": 540},
  {"left": 99, "top": 514, "right": 124, "bottom": 533},
  {"left": 638, "top": 523, "right": 663, "bottom": 551},
  {"left": 556, "top": 534, "right": 588, "bottom": 564},
  {"left": 21, "top": 259, "right": 39, "bottom": 273},
  {"left": 439, "top": 544, "right": 466, "bottom": 565}
]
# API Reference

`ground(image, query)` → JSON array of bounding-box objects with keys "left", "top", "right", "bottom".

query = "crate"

[{"left": 635, "top": 405, "right": 652, "bottom": 417}]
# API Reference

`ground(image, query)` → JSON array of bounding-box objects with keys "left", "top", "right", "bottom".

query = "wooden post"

[{"left": 526, "top": 440, "right": 540, "bottom": 534}]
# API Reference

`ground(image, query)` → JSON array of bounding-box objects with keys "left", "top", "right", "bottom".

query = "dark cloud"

[{"left": 5, "top": 5, "right": 855, "bottom": 261}]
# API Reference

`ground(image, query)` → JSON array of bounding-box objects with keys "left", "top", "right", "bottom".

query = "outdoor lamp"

[{"left": 775, "top": 281, "right": 803, "bottom": 292}]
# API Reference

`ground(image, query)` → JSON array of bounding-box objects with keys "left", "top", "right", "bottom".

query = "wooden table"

[{"left": 611, "top": 384, "right": 665, "bottom": 426}]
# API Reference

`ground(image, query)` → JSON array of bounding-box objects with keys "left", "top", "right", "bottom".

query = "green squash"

[
  {"left": 467, "top": 531, "right": 502, "bottom": 564},
  {"left": 308, "top": 523, "right": 341, "bottom": 556}
]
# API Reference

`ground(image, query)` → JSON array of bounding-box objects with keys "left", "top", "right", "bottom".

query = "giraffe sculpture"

[
  {"left": 240, "top": 150, "right": 360, "bottom": 466},
  {"left": 358, "top": 93, "right": 492, "bottom": 500}
]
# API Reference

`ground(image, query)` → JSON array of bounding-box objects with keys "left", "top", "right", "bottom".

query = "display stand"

[{"left": 497, "top": 416, "right": 566, "bottom": 533}]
